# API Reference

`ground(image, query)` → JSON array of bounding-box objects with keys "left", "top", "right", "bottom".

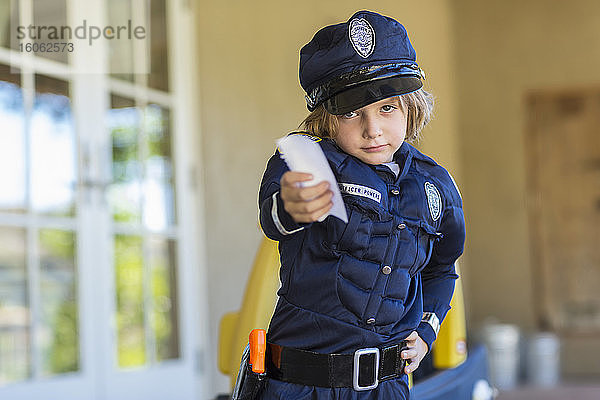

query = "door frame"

[{"left": 525, "top": 86, "right": 600, "bottom": 378}]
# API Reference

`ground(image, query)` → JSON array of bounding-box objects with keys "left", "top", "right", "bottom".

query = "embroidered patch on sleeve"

[
  {"left": 339, "top": 183, "right": 381, "bottom": 203},
  {"left": 424, "top": 182, "right": 442, "bottom": 221}
]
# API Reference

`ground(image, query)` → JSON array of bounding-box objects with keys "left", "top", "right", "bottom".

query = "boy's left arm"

[{"left": 415, "top": 178, "right": 466, "bottom": 353}]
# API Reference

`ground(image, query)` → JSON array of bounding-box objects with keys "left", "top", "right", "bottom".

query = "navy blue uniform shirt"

[{"left": 259, "top": 136, "right": 465, "bottom": 355}]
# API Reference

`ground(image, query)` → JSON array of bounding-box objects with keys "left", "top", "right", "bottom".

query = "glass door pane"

[
  {"left": 108, "top": 101, "right": 176, "bottom": 229},
  {"left": 0, "top": 227, "right": 29, "bottom": 384},
  {"left": 0, "top": 0, "right": 19, "bottom": 51},
  {"left": 114, "top": 235, "right": 180, "bottom": 368},
  {"left": 144, "top": 104, "right": 175, "bottom": 230},
  {"left": 148, "top": 0, "right": 168, "bottom": 91},
  {"left": 107, "top": 0, "right": 134, "bottom": 82},
  {"left": 39, "top": 229, "right": 78, "bottom": 376},
  {"left": 32, "top": 0, "right": 68, "bottom": 63},
  {"left": 108, "top": 95, "right": 142, "bottom": 223},
  {"left": 0, "top": 64, "right": 26, "bottom": 213},
  {"left": 115, "top": 234, "right": 145, "bottom": 367},
  {"left": 31, "top": 75, "right": 76, "bottom": 217},
  {"left": 149, "top": 238, "right": 179, "bottom": 361}
]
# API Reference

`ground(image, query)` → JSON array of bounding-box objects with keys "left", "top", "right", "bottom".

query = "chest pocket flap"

[
  {"left": 327, "top": 195, "right": 392, "bottom": 261},
  {"left": 409, "top": 221, "right": 443, "bottom": 276}
]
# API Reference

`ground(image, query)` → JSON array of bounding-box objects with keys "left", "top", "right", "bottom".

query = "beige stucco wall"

[
  {"left": 454, "top": 0, "right": 600, "bottom": 332},
  {"left": 194, "top": 1, "right": 458, "bottom": 396}
]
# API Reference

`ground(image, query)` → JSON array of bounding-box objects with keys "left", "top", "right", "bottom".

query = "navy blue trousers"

[{"left": 258, "top": 375, "right": 409, "bottom": 399}]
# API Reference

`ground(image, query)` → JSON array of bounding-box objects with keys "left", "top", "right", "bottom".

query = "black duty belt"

[{"left": 266, "top": 341, "right": 408, "bottom": 391}]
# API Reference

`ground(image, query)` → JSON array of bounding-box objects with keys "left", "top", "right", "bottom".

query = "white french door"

[{"left": 0, "top": 0, "right": 207, "bottom": 399}]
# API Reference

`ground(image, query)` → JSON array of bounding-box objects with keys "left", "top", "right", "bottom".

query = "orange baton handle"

[{"left": 249, "top": 329, "right": 266, "bottom": 374}]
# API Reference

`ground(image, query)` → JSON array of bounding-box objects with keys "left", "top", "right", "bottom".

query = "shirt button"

[
  {"left": 390, "top": 189, "right": 400, "bottom": 195},
  {"left": 397, "top": 223, "right": 406, "bottom": 230},
  {"left": 366, "top": 318, "right": 376, "bottom": 325},
  {"left": 382, "top": 265, "right": 392, "bottom": 275}
]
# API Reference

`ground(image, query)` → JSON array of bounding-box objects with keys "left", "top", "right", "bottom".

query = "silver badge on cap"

[
  {"left": 349, "top": 18, "right": 375, "bottom": 58},
  {"left": 424, "top": 182, "right": 442, "bottom": 221}
]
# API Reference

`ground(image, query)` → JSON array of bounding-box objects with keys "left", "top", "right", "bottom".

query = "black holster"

[{"left": 231, "top": 345, "right": 266, "bottom": 400}]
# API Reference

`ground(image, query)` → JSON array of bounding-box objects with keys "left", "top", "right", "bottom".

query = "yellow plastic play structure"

[
  {"left": 218, "top": 237, "right": 467, "bottom": 390},
  {"left": 218, "top": 238, "right": 280, "bottom": 387}
]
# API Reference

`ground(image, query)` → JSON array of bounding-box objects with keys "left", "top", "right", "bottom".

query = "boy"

[{"left": 258, "top": 10, "right": 465, "bottom": 399}]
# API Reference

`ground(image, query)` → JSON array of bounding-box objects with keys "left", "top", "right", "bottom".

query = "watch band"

[{"left": 421, "top": 312, "right": 440, "bottom": 336}]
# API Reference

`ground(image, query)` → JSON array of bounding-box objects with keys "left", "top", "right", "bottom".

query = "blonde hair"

[{"left": 300, "top": 88, "right": 434, "bottom": 143}]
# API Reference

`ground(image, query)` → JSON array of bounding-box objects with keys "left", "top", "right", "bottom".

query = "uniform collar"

[
  {"left": 400, "top": 141, "right": 439, "bottom": 166},
  {"left": 392, "top": 141, "right": 413, "bottom": 180}
]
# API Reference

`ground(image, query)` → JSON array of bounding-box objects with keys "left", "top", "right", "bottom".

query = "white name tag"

[{"left": 339, "top": 183, "right": 382, "bottom": 203}]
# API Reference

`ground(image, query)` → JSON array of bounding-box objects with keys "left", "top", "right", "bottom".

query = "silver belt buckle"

[{"left": 353, "top": 347, "right": 380, "bottom": 391}]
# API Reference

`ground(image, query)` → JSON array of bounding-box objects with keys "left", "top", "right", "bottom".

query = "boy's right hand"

[{"left": 280, "top": 171, "right": 333, "bottom": 223}]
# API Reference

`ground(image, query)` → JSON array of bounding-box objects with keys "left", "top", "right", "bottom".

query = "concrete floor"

[{"left": 496, "top": 384, "right": 600, "bottom": 400}]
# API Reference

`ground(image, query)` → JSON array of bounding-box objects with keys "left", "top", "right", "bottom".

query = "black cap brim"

[{"left": 323, "top": 76, "right": 423, "bottom": 115}]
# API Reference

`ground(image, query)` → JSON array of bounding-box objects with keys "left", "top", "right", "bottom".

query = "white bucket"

[
  {"left": 526, "top": 332, "right": 560, "bottom": 387},
  {"left": 481, "top": 323, "right": 520, "bottom": 390}
]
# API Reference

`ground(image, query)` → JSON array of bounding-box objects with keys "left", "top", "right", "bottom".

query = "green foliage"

[
  {"left": 39, "top": 229, "right": 79, "bottom": 375},
  {"left": 115, "top": 235, "right": 146, "bottom": 367},
  {"left": 49, "top": 300, "right": 79, "bottom": 373}
]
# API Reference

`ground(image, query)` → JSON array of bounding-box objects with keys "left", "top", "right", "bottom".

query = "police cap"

[{"left": 299, "top": 10, "right": 424, "bottom": 115}]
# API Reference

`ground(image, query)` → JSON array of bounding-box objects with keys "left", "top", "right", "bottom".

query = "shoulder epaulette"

[
  {"left": 406, "top": 143, "right": 438, "bottom": 166},
  {"left": 287, "top": 131, "right": 322, "bottom": 142}
]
